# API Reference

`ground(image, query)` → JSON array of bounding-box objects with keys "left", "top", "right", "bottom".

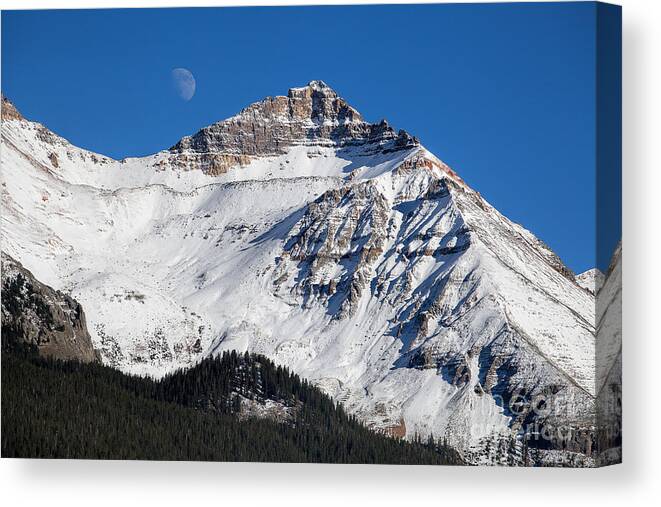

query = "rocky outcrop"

[
  {"left": 1, "top": 95, "right": 23, "bottom": 121},
  {"left": 169, "top": 80, "right": 418, "bottom": 175},
  {"left": 1, "top": 252, "right": 100, "bottom": 362},
  {"left": 277, "top": 180, "right": 390, "bottom": 318}
]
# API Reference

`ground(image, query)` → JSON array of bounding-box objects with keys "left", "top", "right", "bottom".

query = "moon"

[{"left": 171, "top": 68, "right": 196, "bottom": 101}]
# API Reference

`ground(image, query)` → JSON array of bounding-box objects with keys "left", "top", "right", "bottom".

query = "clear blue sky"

[{"left": 2, "top": 3, "right": 601, "bottom": 273}]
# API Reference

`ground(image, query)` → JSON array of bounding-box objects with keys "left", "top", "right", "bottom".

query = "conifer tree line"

[{"left": 1, "top": 336, "right": 464, "bottom": 465}]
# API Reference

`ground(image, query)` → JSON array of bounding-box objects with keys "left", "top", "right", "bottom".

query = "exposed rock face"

[
  {"left": 1, "top": 95, "right": 23, "bottom": 121},
  {"left": 280, "top": 180, "right": 390, "bottom": 318},
  {"left": 169, "top": 80, "right": 418, "bottom": 175},
  {"left": 1, "top": 252, "right": 100, "bottom": 363}
]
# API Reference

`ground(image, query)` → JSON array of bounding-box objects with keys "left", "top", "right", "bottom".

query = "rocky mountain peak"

[
  {"left": 287, "top": 79, "right": 338, "bottom": 100},
  {"left": 284, "top": 80, "right": 363, "bottom": 124},
  {"left": 168, "top": 81, "right": 418, "bottom": 175},
  {"left": 293, "top": 79, "right": 332, "bottom": 92},
  {"left": 229, "top": 79, "right": 364, "bottom": 128}
]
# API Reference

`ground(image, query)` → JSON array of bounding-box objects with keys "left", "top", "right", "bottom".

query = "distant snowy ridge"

[
  {"left": 1, "top": 82, "right": 606, "bottom": 465},
  {"left": 576, "top": 268, "right": 605, "bottom": 294}
]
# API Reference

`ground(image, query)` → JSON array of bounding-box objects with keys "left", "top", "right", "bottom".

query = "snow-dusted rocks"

[{"left": 1, "top": 82, "right": 611, "bottom": 465}]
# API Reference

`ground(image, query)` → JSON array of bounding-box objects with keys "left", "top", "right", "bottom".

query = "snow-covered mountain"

[{"left": 1, "top": 82, "right": 610, "bottom": 465}]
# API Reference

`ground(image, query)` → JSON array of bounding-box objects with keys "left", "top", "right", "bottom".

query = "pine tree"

[{"left": 1, "top": 337, "right": 464, "bottom": 465}]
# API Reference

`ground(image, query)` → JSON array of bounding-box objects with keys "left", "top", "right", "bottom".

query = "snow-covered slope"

[
  {"left": 1, "top": 83, "right": 602, "bottom": 465},
  {"left": 577, "top": 268, "right": 605, "bottom": 294},
  {"left": 595, "top": 243, "right": 622, "bottom": 465}
]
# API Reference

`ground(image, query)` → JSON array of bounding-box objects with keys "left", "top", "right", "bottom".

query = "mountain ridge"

[{"left": 1, "top": 81, "right": 609, "bottom": 465}]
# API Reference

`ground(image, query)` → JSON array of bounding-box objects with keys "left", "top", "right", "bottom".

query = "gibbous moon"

[{"left": 171, "top": 68, "right": 196, "bottom": 101}]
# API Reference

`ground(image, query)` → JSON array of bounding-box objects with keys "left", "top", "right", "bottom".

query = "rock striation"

[{"left": 169, "top": 80, "right": 418, "bottom": 175}]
